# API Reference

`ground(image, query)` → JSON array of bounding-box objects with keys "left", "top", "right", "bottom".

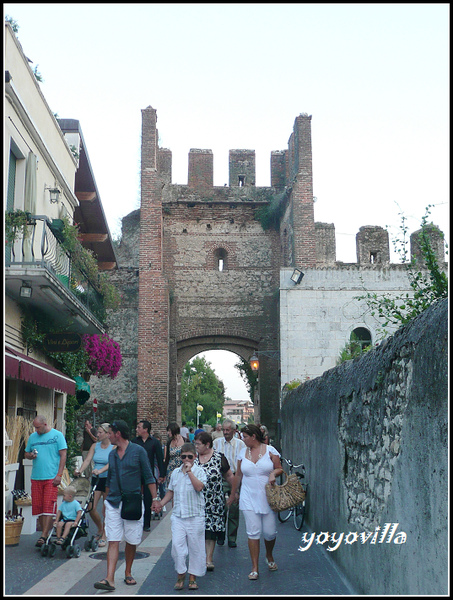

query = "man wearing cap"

[
  {"left": 213, "top": 419, "right": 246, "bottom": 548},
  {"left": 94, "top": 420, "right": 159, "bottom": 592}
]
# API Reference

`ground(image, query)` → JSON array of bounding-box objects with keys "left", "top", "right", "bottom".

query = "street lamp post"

[{"left": 196, "top": 404, "right": 203, "bottom": 429}]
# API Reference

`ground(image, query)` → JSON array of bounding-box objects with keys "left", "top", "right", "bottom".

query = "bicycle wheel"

[
  {"left": 278, "top": 506, "right": 292, "bottom": 522},
  {"left": 293, "top": 500, "right": 305, "bottom": 530}
]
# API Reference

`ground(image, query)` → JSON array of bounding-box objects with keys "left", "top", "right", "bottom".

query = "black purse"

[{"left": 114, "top": 454, "right": 143, "bottom": 521}]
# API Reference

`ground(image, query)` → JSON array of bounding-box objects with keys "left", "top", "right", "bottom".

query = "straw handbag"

[{"left": 265, "top": 473, "right": 306, "bottom": 512}]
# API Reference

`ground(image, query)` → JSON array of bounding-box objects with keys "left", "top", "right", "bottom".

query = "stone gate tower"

[{"left": 136, "top": 107, "right": 317, "bottom": 437}]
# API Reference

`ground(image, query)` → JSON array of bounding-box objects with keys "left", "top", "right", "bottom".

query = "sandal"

[
  {"left": 56, "top": 537, "right": 65, "bottom": 545},
  {"left": 265, "top": 558, "right": 278, "bottom": 571},
  {"left": 174, "top": 576, "right": 185, "bottom": 590},
  {"left": 124, "top": 576, "right": 137, "bottom": 585},
  {"left": 94, "top": 579, "right": 115, "bottom": 591},
  {"left": 206, "top": 562, "right": 215, "bottom": 571},
  {"left": 35, "top": 536, "right": 47, "bottom": 547},
  {"left": 248, "top": 571, "right": 259, "bottom": 580},
  {"left": 188, "top": 580, "right": 198, "bottom": 590},
  {"left": 98, "top": 539, "right": 107, "bottom": 547}
]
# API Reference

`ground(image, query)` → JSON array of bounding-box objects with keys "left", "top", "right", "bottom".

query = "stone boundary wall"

[{"left": 281, "top": 298, "right": 448, "bottom": 595}]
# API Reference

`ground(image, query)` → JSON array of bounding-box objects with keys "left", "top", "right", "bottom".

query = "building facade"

[
  {"left": 4, "top": 23, "right": 117, "bottom": 456},
  {"left": 91, "top": 105, "right": 445, "bottom": 441}
]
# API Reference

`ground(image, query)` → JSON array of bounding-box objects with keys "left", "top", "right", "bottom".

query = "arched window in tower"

[
  {"left": 214, "top": 248, "right": 228, "bottom": 272},
  {"left": 351, "top": 327, "right": 372, "bottom": 351}
]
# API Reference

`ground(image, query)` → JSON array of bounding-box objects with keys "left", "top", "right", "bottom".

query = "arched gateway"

[{"left": 136, "top": 106, "right": 317, "bottom": 439}]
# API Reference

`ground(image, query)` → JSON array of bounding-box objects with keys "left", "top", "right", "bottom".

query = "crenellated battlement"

[{"left": 155, "top": 113, "right": 314, "bottom": 192}]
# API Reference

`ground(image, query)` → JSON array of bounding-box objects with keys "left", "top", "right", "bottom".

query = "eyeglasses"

[{"left": 181, "top": 454, "right": 194, "bottom": 460}]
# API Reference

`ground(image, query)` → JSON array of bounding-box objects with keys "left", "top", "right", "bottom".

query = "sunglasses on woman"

[{"left": 181, "top": 454, "right": 194, "bottom": 460}]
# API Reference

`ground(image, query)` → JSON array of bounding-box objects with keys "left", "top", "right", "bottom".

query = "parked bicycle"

[{"left": 277, "top": 457, "right": 308, "bottom": 530}]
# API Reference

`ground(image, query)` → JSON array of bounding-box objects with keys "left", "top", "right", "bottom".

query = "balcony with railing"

[{"left": 5, "top": 215, "right": 106, "bottom": 334}]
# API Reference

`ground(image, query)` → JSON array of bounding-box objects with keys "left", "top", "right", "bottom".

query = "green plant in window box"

[{"left": 5, "top": 209, "right": 33, "bottom": 243}]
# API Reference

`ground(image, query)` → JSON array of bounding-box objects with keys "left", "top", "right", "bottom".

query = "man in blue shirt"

[
  {"left": 24, "top": 415, "right": 67, "bottom": 547},
  {"left": 132, "top": 420, "right": 165, "bottom": 531},
  {"left": 94, "top": 420, "right": 159, "bottom": 592}
]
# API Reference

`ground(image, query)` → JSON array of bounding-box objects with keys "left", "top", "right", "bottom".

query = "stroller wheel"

[
  {"left": 91, "top": 537, "right": 99, "bottom": 552},
  {"left": 73, "top": 545, "right": 81, "bottom": 558},
  {"left": 40, "top": 544, "right": 49, "bottom": 557},
  {"left": 48, "top": 543, "right": 57, "bottom": 557},
  {"left": 66, "top": 545, "right": 75, "bottom": 558},
  {"left": 84, "top": 539, "right": 91, "bottom": 552}
]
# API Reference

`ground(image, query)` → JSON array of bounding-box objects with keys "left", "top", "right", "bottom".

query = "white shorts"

[
  {"left": 104, "top": 499, "right": 144, "bottom": 546},
  {"left": 242, "top": 509, "right": 277, "bottom": 541}
]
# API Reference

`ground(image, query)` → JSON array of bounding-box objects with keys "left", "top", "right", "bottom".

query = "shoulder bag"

[
  {"left": 265, "top": 472, "right": 306, "bottom": 512},
  {"left": 114, "top": 453, "right": 143, "bottom": 520}
]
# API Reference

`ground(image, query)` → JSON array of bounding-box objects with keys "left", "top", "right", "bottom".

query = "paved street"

[{"left": 5, "top": 508, "right": 355, "bottom": 596}]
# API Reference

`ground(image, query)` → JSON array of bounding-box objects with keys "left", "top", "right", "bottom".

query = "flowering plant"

[{"left": 83, "top": 334, "right": 122, "bottom": 379}]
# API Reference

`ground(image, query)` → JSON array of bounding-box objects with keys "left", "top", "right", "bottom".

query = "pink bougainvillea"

[{"left": 83, "top": 334, "right": 122, "bottom": 379}]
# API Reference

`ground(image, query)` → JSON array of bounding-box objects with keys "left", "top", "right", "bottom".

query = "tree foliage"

[
  {"left": 181, "top": 356, "right": 225, "bottom": 427},
  {"left": 234, "top": 356, "right": 258, "bottom": 403},
  {"left": 336, "top": 332, "right": 372, "bottom": 365},
  {"left": 356, "top": 206, "right": 448, "bottom": 339}
]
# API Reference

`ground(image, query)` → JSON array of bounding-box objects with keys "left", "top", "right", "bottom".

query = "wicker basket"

[
  {"left": 14, "top": 499, "right": 32, "bottom": 507},
  {"left": 5, "top": 520, "right": 23, "bottom": 546}
]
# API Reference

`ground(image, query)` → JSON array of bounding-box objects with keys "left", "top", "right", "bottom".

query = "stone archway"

[{"left": 175, "top": 334, "right": 258, "bottom": 424}]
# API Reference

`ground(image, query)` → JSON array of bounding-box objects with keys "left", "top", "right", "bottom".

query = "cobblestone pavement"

[{"left": 4, "top": 508, "right": 356, "bottom": 596}]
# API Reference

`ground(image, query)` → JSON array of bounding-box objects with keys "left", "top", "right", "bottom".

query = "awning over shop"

[{"left": 5, "top": 346, "right": 76, "bottom": 395}]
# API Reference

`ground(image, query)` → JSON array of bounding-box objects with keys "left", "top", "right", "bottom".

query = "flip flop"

[
  {"left": 94, "top": 579, "right": 115, "bottom": 591},
  {"left": 98, "top": 539, "right": 107, "bottom": 547},
  {"left": 188, "top": 580, "right": 198, "bottom": 590},
  {"left": 265, "top": 558, "right": 278, "bottom": 571},
  {"left": 248, "top": 571, "right": 259, "bottom": 580},
  {"left": 124, "top": 576, "right": 137, "bottom": 585}
]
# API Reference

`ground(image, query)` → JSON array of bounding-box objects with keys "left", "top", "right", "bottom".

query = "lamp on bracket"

[
  {"left": 20, "top": 281, "right": 32, "bottom": 299},
  {"left": 249, "top": 350, "right": 280, "bottom": 372},
  {"left": 45, "top": 185, "right": 61, "bottom": 204}
]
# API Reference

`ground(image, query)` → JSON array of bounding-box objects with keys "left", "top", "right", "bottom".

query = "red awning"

[{"left": 5, "top": 346, "right": 76, "bottom": 395}]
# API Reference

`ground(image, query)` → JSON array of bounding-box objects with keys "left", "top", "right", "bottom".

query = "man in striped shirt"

[{"left": 213, "top": 419, "right": 246, "bottom": 548}]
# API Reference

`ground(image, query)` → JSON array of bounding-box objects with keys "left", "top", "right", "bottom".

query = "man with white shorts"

[{"left": 94, "top": 420, "right": 159, "bottom": 592}]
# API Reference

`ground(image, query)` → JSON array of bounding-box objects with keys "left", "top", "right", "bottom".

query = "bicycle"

[{"left": 277, "top": 457, "right": 308, "bottom": 530}]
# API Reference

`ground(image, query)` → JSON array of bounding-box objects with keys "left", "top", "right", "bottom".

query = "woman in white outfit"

[{"left": 227, "top": 424, "right": 283, "bottom": 580}]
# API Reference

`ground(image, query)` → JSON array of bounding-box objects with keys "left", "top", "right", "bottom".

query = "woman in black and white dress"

[{"left": 194, "top": 431, "right": 235, "bottom": 572}]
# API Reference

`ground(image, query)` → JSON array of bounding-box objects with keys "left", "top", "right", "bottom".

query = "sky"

[{"left": 4, "top": 4, "right": 449, "bottom": 401}]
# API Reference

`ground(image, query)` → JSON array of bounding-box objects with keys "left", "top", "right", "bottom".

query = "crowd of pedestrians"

[{"left": 25, "top": 414, "right": 279, "bottom": 592}]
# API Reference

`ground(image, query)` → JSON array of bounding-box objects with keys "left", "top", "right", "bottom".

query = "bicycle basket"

[{"left": 265, "top": 473, "right": 306, "bottom": 512}]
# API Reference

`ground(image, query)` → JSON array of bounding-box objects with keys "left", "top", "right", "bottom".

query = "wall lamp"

[
  {"left": 291, "top": 268, "right": 304, "bottom": 284},
  {"left": 249, "top": 350, "right": 280, "bottom": 371},
  {"left": 20, "top": 282, "right": 33, "bottom": 298},
  {"left": 46, "top": 186, "right": 61, "bottom": 204}
]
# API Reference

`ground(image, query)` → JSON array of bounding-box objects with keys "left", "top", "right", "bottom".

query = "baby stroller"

[{"left": 39, "top": 476, "right": 100, "bottom": 559}]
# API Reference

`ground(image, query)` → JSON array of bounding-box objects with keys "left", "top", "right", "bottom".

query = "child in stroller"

[
  {"left": 53, "top": 486, "right": 82, "bottom": 545},
  {"left": 39, "top": 477, "right": 99, "bottom": 558}
]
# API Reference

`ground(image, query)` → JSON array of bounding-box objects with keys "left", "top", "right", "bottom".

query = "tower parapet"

[
  {"left": 356, "top": 226, "right": 390, "bottom": 265},
  {"left": 188, "top": 148, "right": 213, "bottom": 189},
  {"left": 229, "top": 149, "right": 256, "bottom": 187},
  {"left": 410, "top": 224, "right": 445, "bottom": 266}
]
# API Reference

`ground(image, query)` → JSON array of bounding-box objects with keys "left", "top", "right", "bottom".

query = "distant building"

[{"left": 223, "top": 399, "right": 254, "bottom": 424}]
